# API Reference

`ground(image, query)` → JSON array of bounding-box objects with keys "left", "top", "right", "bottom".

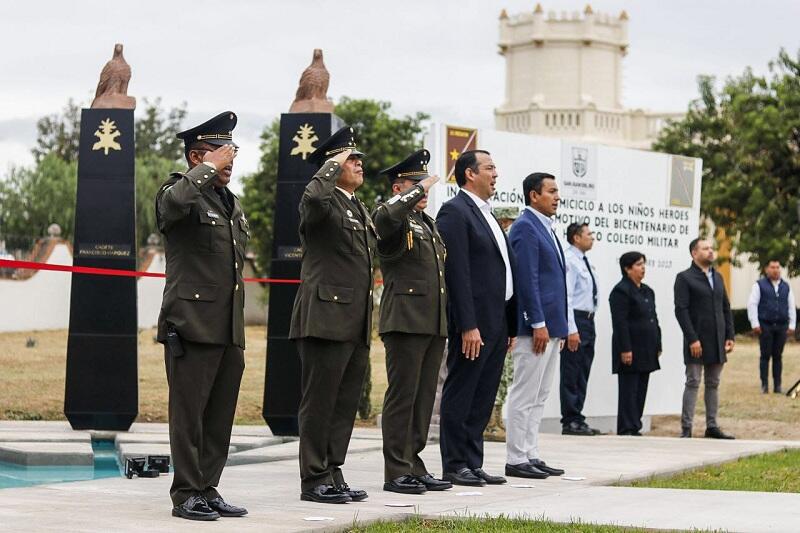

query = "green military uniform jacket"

[
  {"left": 289, "top": 159, "right": 378, "bottom": 345},
  {"left": 156, "top": 164, "right": 250, "bottom": 348},
  {"left": 373, "top": 184, "right": 447, "bottom": 337}
]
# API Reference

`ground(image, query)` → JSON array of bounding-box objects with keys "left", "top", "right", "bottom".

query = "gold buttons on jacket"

[
  {"left": 235, "top": 261, "right": 239, "bottom": 268},
  {"left": 233, "top": 239, "right": 237, "bottom": 245},
  {"left": 194, "top": 293, "right": 200, "bottom": 299},
  {"left": 408, "top": 288, "right": 414, "bottom": 293},
  {"left": 441, "top": 288, "right": 445, "bottom": 294},
  {"left": 235, "top": 284, "right": 239, "bottom": 291},
  {"left": 211, "top": 221, "right": 216, "bottom": 225},
  {"left": 333, "top": 295, "right": 339, "bottom": 301}
]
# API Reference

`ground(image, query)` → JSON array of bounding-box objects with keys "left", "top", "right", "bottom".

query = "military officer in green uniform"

[
  {"left": 289, "top": 126, "right": 378, "bottom": 504},
  {"left": 373, "top": 149, "right": 451, "bottom": 494},
  {"left": 156, "top": 112, "right": 249, "bottom": 521}
]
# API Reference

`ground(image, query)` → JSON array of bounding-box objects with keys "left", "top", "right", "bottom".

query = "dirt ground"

[{"left": 1, "top": 329, "right": 798, "bottom": 440}]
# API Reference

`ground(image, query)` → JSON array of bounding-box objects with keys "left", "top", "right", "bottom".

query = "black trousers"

[
  {"left": 381, "top": 333, "right": 446, "bottom": 481},
  {"left": 560, "top": 312, "right": 596, "bottom": 426},
  {"left": 617, "top": 372, "right": 649, "bottom": 435},
  {"left": 759, "top": 322, "right": 787, "bottom": 389},
  {"left": 165, "top": 341, "right": 244, "bottom": 506},
  {"left": 439, "top": 324, "right": 507, "bottom": 473},
  {"left": 296, "top": 337, "right": 369, "bottom": 491}
]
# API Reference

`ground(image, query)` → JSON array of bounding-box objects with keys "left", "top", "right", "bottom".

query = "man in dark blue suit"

[
  {"left": 505, "top": 173, "right": 567, "bottom": 479},
  {"left": 436, "top": 150, "right": 516, "bottom": 486}
]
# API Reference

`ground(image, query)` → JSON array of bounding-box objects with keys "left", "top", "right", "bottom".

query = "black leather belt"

[{"left": 574, "top": 309, "right": 595, "bottom": 320}]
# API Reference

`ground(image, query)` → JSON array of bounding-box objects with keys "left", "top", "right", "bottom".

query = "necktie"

[
  {"left": 551, "top": 229, "right": 565, "bottom": 267},
  {"left": 216, "top": 187, "right": 232, "bottom": 217},
  {"left": 583, "top": 255, "right": 598, "bottom": 308},
  {"left": 350, "top": 196, "right": 363, "bottom": 220}
]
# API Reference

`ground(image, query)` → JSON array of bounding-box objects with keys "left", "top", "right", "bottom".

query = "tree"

[
  {"left": 654, "top": 49, "right": 800, "bottom": 275},
  {"left": 240, "top": 97, "right": 430, "bottom": 274},
  {"left": 1, "top": 99, "right": 187, "bottom": 252}
]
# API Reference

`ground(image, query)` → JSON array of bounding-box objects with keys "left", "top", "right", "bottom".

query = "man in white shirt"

[
  {"left": 560, "top": 222, "right": 601, "bottom": 436},
  {"left": 746, "top": 260, "right": 796, "bottom": 393},
  {"left": 436, "top": 150, "right": 517, "bottom": 487}
]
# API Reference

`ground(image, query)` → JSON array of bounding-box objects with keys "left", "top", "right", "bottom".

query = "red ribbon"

[{"left": 0, "top": 259, "right": 301, "bottom": 285}]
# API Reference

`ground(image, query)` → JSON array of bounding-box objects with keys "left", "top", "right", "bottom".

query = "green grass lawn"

[
  {"left": 344, "top": 515, "right": 660, "bottom": 532},
  {"left": 628, "top": 448, "right": 800, "bottom": 493}
]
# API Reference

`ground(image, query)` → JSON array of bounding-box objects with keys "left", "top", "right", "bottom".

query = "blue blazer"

[
  {"left": 509, "top": 207, "right": 568, "bottom": 339},
  {"left": 436, "top": 190, "right": 517, "bottom": 340}
]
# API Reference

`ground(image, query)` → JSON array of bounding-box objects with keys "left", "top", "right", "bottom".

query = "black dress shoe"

[
  {"left": 443, "top": 467, "right": 485, "bottom": 486},
  {"left": 581, "top": 423, "right": 603, "bottom": 435},
  {"left": 172, "top": 494, "right": 220, "bottom": 521},
  {"left": 681, "top": 427, "right": 692, "bottom": 438},
  {"left": 206, "top": 496, "right": 248, "bottom": 517},
  {"left": 562, "top": 421, "right": 594, "bottom": 436},
  {"left": 505, "top": 462, "right": 549, "bottom": 479},
  {"left": 384, "top": 475, "right": 426, "bottom": 495},
  {"left": 472, "top": 468, "right": 506, "bottom": 484},
  {"left": 761, "top": 384, "right": 769, "bottom": 394},
  {"left": 415, "top": 473, "right": 452, "bottom": 491},
  {"left": 705, "top": 427, "right": 735, "bottom": 440},
  {"left": 774, "top": 386, "right": 783, "bottom": 394},
  {"left": 529, "top": 459, "right": 564, "bottom": 476},
  {"left": 337, "top": 482, "right": 368, "bottom": 502},
  {"left": 300, "top": 484, "right": 351, "bottom": 504}
]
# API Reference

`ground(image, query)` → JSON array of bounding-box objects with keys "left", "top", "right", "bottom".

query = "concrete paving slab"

[
  {"left": 0, "top": 431, "right": 91, "bottom": 443},
  {"left": 227, "top": 437, "right": 378, "bottom": 467},
  {"left": 0, "top": 441, "right": 93, "bottom": 466},
  {"left": 1, "top": 424, "right": 799, "bottom": 532}
]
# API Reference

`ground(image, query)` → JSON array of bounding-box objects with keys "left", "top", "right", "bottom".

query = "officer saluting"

[
  {"left": 289, "top": 127, "right": 377, "bottom": 504},
  {"left": 373, "top": 150, "right": 451, "bottom": 494},
  {"left": 156, "top": 112, "right": 249, "bottom": 521}
]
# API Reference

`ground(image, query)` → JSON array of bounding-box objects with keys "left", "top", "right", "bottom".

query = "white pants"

[{"left": 505, "top": 336, "right": 560, "bottom": 465}]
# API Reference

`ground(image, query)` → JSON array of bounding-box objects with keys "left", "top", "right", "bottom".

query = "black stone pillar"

[
  {"left": 262, "top": 113, "right": 343, "bottom": 436},
  {"left": 64, "top": 108, "right": 138, "bottom": 431}
]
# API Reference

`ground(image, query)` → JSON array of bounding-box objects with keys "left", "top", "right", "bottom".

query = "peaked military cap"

[
  {"left": 308, "top": 126, "right": 365, "bottom": 166},
  {"left": 380, "top": 149, "right": 431, "bottom": 185},
  {"left": 176, "top": 111, "right": 239, "bottom": 148}
]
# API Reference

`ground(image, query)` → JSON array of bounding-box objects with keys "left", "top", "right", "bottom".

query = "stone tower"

[{"left": 495, "top": 4, "right": 681, "bottom": 148}]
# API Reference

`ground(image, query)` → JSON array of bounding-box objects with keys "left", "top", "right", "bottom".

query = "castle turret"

[{"left": 495, "top": 5, "right": 680, "bottom": 148}]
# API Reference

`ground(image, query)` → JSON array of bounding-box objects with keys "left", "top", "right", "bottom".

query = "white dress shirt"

[
  {"left": 565, "top": 245, "right": 598, "bottom": 334},
  {"left": 335, "top": 186, "right": 354, "bottom": 200},
  {"left": 526, "top": 206, "right": 564, "bottom": 328},
  {"left": 461, "top": 189, "right": 514, "bottom": 301},
  {"left": 746, "top": 278, "right": 796, "bottom": 330}
]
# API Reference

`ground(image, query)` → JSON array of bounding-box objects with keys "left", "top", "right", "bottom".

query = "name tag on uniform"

[
  {"left": 348, "top": 217, "right": 361, "bottom": 225},
  {"left": 206, "top": 210, "right": 220, "bottom": 219}
]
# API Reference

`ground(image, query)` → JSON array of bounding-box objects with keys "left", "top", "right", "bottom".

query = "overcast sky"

[{"left": 1, "top": 0, "right": 799, "bottom": 192}]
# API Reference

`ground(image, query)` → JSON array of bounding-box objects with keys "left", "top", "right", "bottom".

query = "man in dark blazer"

[
  {"left": 289, "top": 127, "right": 378, "bottom": 503},
  {"left": 373, "top": 150, "right": 451, "bottom": 495},
  {"left": 505, "top": 173, "right": 566, "bottom": 479},
  {"left": 436, "top": 149, "right": 516, "bottom": 486},
  {"left": 674, "top": 238, "right": 735, "bottom": 439}
]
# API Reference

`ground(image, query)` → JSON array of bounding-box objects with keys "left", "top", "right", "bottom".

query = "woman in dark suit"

[{"left": 609, "top": 251, "right": 662, "bottom": 435}]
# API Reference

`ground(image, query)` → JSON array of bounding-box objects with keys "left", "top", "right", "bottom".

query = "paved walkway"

[{"left": 1, "top": 422, "right": 799, "bottom": 532}]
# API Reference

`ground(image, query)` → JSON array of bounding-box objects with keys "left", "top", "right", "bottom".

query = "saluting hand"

[
  {"left": 329, "top": 148, "right": 353, "bottom": 166},
  {"left": 203, "top": 144, "right": 237, "bottom": 169},
  {"left": 419, "top": 174, "right": 440, "bottom": 193}
]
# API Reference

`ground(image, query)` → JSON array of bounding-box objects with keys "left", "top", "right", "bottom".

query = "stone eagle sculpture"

[
  {"left": 289, "top": 48, "right": 334, "bottom": 113},
  {"left": 91, "top": 43, "right": 136, "bottom": 110}
]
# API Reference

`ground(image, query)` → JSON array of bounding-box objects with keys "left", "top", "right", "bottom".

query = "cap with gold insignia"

[
  {"left": 308, "top": 126, "right": 365, "bottom": 166},
  {"left": 176, "top": 111, "right": 239, "bottom": 149},
  {"left": 380, "top": 149, "right": 431, "bottom": 185}
]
